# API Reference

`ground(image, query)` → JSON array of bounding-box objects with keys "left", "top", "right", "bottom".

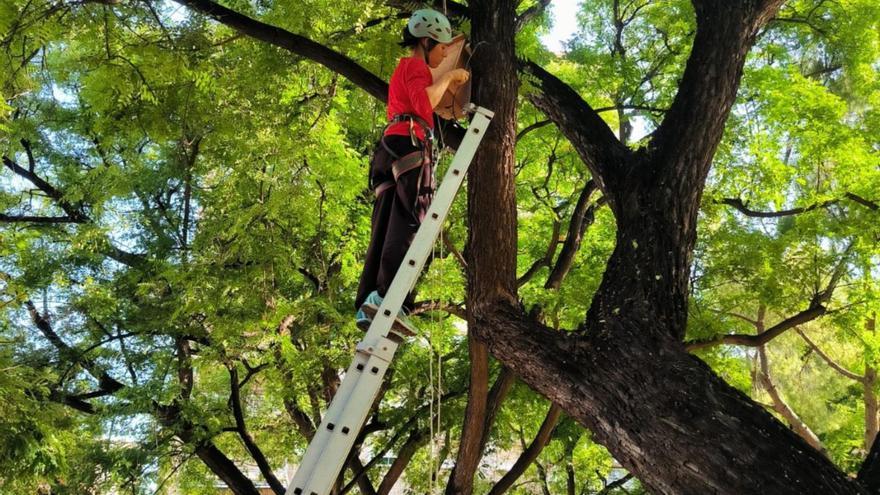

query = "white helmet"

[{"left": 407, "top": 9, "right": 453, "bottom": 44}]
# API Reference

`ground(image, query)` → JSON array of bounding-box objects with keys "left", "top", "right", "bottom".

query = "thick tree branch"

[
  {"left": 688, "top": 245, "right": 850, "bottom": 351},
  {"left": 472, "top": 301, "right": 863, "bottom": 493},
  {"left": 29, "top": 299, "right": 257, "bottom": 493},
  {"left": 341, "top": 389, "right": 464, "bottom": 495},
  {"left": 845, "top": 193, "right": 879, "bottom": 211},
  {"left": 17, "top": 282, "right": 254, "bottom": 493},
  {"left": 171, "top": 0, "right": 388, "bottom": 101},
  {"left": 488, "top": 404, "right": 562, "bottom": 495},
  {"left": 520, "top": 60, "right": 631, "bottom": 193},
  {"left": 284, "top": 397, "right": 317, "bottom": 440},
  {"left": 859, "top": 434, "right": 880, "bottom": 492},
  {"left": 516, "top": 0, "right": 551, "bottom": 31},
  {"left": 517, "top": 218, "right": 561, "bottom": 287},
  {"left": 546, "top": 180, "right": 605, "bottom": 290},
  {"left": 70, "top": 388, "right": 122, "bottom": 401},
  {"left": 3, "top": 152, "right": 90, "bottom": 223},
  {"left": 860, "top": 313, "right": 880, "bottom": 488},
  {"left": 720, "top": 197, "right": 836, "bottom": 218},
  {"left": 815, "top": 242, "right": 853, "bottom": 305},
  {"left": 2, "top": 151, "right": 147, "bottom": 268},
  {"left": 477, "top": 366, "right": 517, "bottom": 457},
  {"left": 228, "top": 366, "right": 285, "bottom": 495},
  {"left": 686, "top": 303, "right": 827, "bottom": 351},
  {"left": 0, "top": 213, "right": 85, "bottom": 224},
  {"left": 46, "top": 388, "right": 98, "bottom": 414},
  {"left": 347, "top": 455, "right": 378, "bottom": 495},
  {"left": 516, "top": 103, "right": 668, "bottom": 143},
  {"left": 376, "top": 426, "right": 425, "bottom": 495},
  {"left": 651, "top": 0, "right": 786, "bottom": 190},
  {"left": 26, "top": 300, "right": 126, "bottom": 394},
  {"left": 446, "top": 335, "right": 490, "bottom": 494},
  {"left": 158, "top": 404, "right": 260, "bottom": 495},
  {"left": 796, "top": 327, "right": 864, "bottom": 382},
  {"left": 720, "top": 194, "right": 879, "bottom": 218},
  {"left": 756, "top": 345, "right": 827, "bottom": 456}
]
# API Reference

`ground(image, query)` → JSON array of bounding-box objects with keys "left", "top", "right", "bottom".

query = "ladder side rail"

[
  {"left": 297, "top": 342, "right": 399, "bottom": 494},
  {"left": 287, "top": 351, "right": 374, "bottom": 491}
]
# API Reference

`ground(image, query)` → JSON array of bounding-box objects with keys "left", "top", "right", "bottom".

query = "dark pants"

[{"left": 355, "top": 135, "right": 434, "bottom": 311}]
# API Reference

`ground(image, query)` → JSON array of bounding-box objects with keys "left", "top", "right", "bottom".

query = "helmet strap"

[{"left": 421, "top": 38, "right": 430, "bottom": 66}]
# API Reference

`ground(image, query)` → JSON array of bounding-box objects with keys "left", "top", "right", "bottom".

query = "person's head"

[{"left": 400, "top": 9, "right": 454, "bottom": 68}]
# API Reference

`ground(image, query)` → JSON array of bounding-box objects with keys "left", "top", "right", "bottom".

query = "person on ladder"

[{"left": 355, "top": 8, "right": 470, "bottom": 329}]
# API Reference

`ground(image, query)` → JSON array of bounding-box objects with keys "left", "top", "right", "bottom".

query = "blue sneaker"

[
  {"left": 355, "top": 308, "right": 371, "bottom": 330},
  {"left": 356, "top": 290, "right": 384, "bottom": 330},
  {"left": 356, "top": 291, "right": 415, "bottom": 336}
]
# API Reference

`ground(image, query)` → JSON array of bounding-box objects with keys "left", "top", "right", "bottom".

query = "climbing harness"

[
  {"left": 372, "top": 112, "right": 441, "bottom": 223},
  {"left": 427, "top": 229, "right": 446, "bottom": 494}
]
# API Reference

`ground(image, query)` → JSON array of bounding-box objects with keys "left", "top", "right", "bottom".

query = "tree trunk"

[{"left": 448, "top": 1, "right": 520, "bottom": 494}]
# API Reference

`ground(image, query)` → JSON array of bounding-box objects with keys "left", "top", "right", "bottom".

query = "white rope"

[
  {"left": 426, "top": 212, "right": 446, "bottom": 493},
  {"left": 435, "top": 231, "right": 444, "bottom": 487},
  {"left": 428, "top": 239, "right": 438, "bottom": 494}
]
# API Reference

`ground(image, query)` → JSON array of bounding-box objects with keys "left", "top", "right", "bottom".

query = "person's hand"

[{"left": 447, "top": 69, "right": 470, "bottom": 86}]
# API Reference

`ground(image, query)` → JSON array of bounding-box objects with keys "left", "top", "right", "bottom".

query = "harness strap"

[
  {"left": 392, "top": 150, "right": 430, "bottom": 182},
  {"left": 388, "top": 113, "right": 435, "bottom": 144},
  {"left": 373, "top": 180, "right": 395, "bottom": 198}
]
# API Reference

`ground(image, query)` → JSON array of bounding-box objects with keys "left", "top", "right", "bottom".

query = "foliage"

[{"left": 1, "top": 0, "right": 878, "bottom": 493}]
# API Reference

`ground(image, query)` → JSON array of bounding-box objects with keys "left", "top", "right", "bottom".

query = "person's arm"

[{"left": 425, "top": 69, "right": 469, "bottom": 108}]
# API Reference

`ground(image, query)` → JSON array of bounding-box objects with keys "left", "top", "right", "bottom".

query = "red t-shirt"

[{"left": 385, "top": 57, "right": 434, "bottom": 142}]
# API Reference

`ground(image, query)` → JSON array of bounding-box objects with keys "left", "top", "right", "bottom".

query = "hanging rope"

[
  {"left": 435, "top": 234, "right": 444, "bottom": 490},
  {"left": 428, "top": 238, "right": 437, "bottom": 494},
  {"left": 427, "top": 219, "right": 447, "bottom": 493}
]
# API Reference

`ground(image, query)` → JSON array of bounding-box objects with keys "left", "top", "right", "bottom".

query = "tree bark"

[
  {"left": 377, "top": 428, "right": 424, "bottom": 495},
  {"left": 229, "top": 366, "right": 285, "bottom": 494},
  {"left": 192, "top": 441, "right": 262, "bottom": 495},
  {"left": 478, "top": 367, "right": 516, "bottom": 453},
  {"left": 859, "top": 432, "right": 880, "bottom": 492},
  {"left": 545, "top": 181, "right": 602, "bottom": 290},
  {"left": 476, "top": 303, "right": 862, "bottom": 493}
]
